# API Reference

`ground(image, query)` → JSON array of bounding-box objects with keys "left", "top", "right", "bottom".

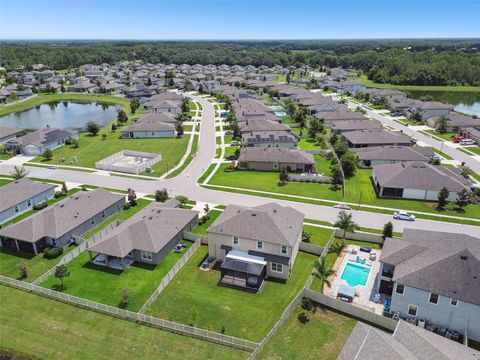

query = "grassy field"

[
  {"left": 355, "top": 75, "right": 480, "bottom": 93},
  {"left": 465, "top": 146, "right": 480, "bottom": 155},
  {"left": 165, "top": 134, "right": 199, "bottom": 179},
  {"left": 258, "top": 304, "right": 356, "bottom": 360},
  {"left": 32, "top": 130, "right": 189, "bottom": 177},
  {"left": 298, "top": 138, "right": 320, "bottom": 150},
  {"left": 197, "top": 163, "right": 217, "bottom": 183},
  {"left": 303, "top": 225, "right": 334, "bottom": 247},
  {"left": 0, "top": 285, "right": 247, "bottom": 360},
  {"left": 147, "top": 246, "right": 317, "bottom": 341},
  {"left": 208, "top": 165, "right": 480, "bottom": 220},
  {"left": 40, "top": 240, "right": 194, "bottom": 311}
]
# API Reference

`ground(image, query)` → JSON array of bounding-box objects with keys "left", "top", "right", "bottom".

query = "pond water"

[
  {"left": 0, "top": 102, "right": 119, "bottom": 130},
  {"left": 406, "top": 90, "right": 480, "bottom": 117}
]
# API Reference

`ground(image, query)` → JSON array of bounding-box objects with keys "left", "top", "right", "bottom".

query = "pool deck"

[{"left": 327, "top": 245, "right": 384, "bottom": 314}]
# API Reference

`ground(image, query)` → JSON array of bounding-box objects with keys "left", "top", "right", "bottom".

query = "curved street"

[{"left": 1, "top": 95, "right": 478, "bottom": 237}]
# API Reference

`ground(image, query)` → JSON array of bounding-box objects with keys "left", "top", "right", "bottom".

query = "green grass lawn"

[
  {"left": 0, "top": 286, "right": 247, "bottom": 360},
  {"left": 258, "top": 304, "right": 356, "bottom": 360},
  {"left": 299, "top": 138, "right": 320, "bottom": 150},
  {"left": 165, "top": 135, "right": 199, "bottom": 179},
  {"left": 394, "top": 118, "right": 423, "bottom": 126},
  {"left": 303, "top": 225, "right": 334, "bottom": 247},
  {"left": 147, "top": 246, "right": 317, "bottom": 341},
  {"left": 315, "top": 155, "right": 333, "bottom": 176},
  {"left": 465, "top": 146, "right": 480, "bottom": 155},
  {"left": 0, "top": 178, "right": 13, "bottom": 186},
  {"left": 41, "top": 240, "right": 194, "bottom": 312},
  {"left": 192, "top": 210, "right": 222, "bottom": 235},
  {"left": 32, "top": 131, "right": 189, "bottom": 177},
  {"left": 197, "top": 164, "right": 217, "bottom": 184},
  {"left": 423, "top": 130, "right": 460, "bottom": 142},
  {"left": 224, "top": 146, "right": 239, "bottom": 157}
]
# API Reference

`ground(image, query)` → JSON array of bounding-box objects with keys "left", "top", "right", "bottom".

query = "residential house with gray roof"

[
  {"left": 242, "top": 131, "right": 298, "bottom": 149},
  {"left": 0, "top": 189, "right": 125, "bottom": 255},
  {"left": 331, "top": 119, "right": 383, "bottom": 134},
  {"left": 207, "top": 203, "right": 304, "bottom": 290},
  {"left": 0, "top": 127, "right": 23, "bottom": 144},
  {"left": 121, "top": 112, "right": 176, "bottom": 138},
  {"left": 372, "top": 162, "right": 471, "bottom": 200},
  {"left": 354, "top": 146, "right": 434, "bottom": 167},
  {"left": 4, "top": 127, "right": 79, "bottom": 155},
  {"left": 238, "top": 147, "right": 314, "bottom": 172},
  {"left": 342, "top": 130, "right": 412, "bottom": 148},
  {"left": 376, "top": 229, "right": 480, "bottom": 342},
  {"left": 87, "top": 200, "right": 198, "bottom": 270},
  {"left": 0, "top": 179, "right": 56, "bottom": 224}
]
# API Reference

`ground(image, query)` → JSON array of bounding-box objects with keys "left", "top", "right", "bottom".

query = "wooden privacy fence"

[
  {"left": 0, "top": 275, "right": 258, "bottom": 351},
  {"left": 139, "top": 237, "right": 201, "bottom": 313}
]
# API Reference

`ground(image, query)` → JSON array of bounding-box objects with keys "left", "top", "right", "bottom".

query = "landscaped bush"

[
  {"left": 43, "top": 246, "right": 63, "bottom": 259},
  {"left": 54, "top": 191, "right": 64, "bottom": 198},
  {"left": 123, "top": 202, "right": 131, "bottom": 210},
  {"left": 198, "top": 214, "right": 210, "bottom": 225},
  {"left": 33, "top": 202, "right": 48, "bottom": 210},
  {"left": 297, "top": 311, "right": 310, "bottom": 324}
]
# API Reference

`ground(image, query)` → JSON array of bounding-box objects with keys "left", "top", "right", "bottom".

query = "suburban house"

[
  {"left": 239, "top": 119, "right": 291, "bottom": 134},
  {"left": 0, "top": 127, "right": 23, "bottom": 144},
  {"left": 376, "top": 229, "right": 480, "bottom": 342},
  {"left": 412, "top": 101, "right": 452, "bottom": 121},
  {"left": 313, "top": 110, "right": 366, "bottom": 127},
  {"left": 241, "top": 131, "right": 298, "bottom": 148},
  {"left": 331, "top": 119, "right": 383, "bottom": 134},
  {"left": 69, "top": 82, "right": 97, "bottom": 93},
  {"left": 121, "top": 113, "right": 176, "bottom": 138},
  {"left": 338, "top": 320, "right": 477, "bottom": 359},
  {"left": 372, "top": 162, "right": 471, "bottom": 200},
  {"left": 207, "top": 203, "right": 304, "bottom": 290},
  {"left": 4, "top": 127, "right": 79, "bottom": 155},
  {"left": 426, "top": 113, "right": 480, "bottom": 132},
  {"left": 0, "top": 189, "right": 125, "bottom": 254},
  {"left": 0, "top": 179, "right": 56, "bottom": 224},
  {"left": 341, "top": 130, "right": 412, "bottom": 148},
  {"left": 87, "top": 200, "right": 198, "bottom": 270},
  {"left": 353, "top": 146, "right": 434, "bottom": 167},
  {"left": 237, "top": 147, "right": 315, "bottom": 172}
]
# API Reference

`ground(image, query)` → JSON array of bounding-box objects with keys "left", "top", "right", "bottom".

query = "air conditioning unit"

[{"left": 418, "top": 318, "right": 426, "bottom": 329}]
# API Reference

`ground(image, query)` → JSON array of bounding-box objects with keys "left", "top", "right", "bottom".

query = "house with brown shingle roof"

[
  {"left": 207, "top": 203, "right": 304, "bottom": 290},
  {"left": 238, "top": 147, "right": 314, "bottom": 172}
]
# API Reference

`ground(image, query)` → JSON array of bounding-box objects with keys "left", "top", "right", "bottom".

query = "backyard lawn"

[
  {"left": 0, "top": 286, "right": 247, "bottom": 360},
  {"left": 258, "top": 304, "right": 356, "bottom": 360},
  {"left": 303, "top": 225, "right": 334, "bottom": 247},
  {"left": 41, "top": 240, "right": 194, "bottom": 312},
  {"left": 147, "top": 246, "right": 317, "bottom": 341},
  {"left": 192, "top": 209, "right": 222, "bottom": 235},
  {"left": 32, "top": 130, "right": 189, "bottom": 177},
  {"left": 298, "top": 138, "right": 320, "bottom": 150}
]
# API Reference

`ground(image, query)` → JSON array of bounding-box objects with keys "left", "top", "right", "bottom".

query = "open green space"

[
  {"left": 41, "top": 240, "right": 195, "bottom": 311},
  {"left": 298, "top": 138, "right": 320, "bottom": 150},
  {"left": 165, "top": 135, "right": 199, "bottom": 179},
  {"left": 191, "top": 209, "right": 222, "bottom": 235},
  {"left": 0, "top": 285, "right": 247, "bottom": 360},
  {"left": 258, "top": 303, "right": 356, "bottom": 360},
  {"left": 208, "top": 165, "right": 480, "bottom": 221},
  {"left": 147, "top": 246, "right": 317, "bottom": 341},
  {"left": 197, "top": 164, "right": 217, "bottom": 184}
]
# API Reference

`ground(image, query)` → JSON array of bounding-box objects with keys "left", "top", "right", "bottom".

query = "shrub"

[
  {"left": 54, "top": 191, "right": 63, "bottom": 198},
  {"left": 33, "top": 202, "right": 48, "bottom": 210},
  {"left": 123, "top": 202, "right": 131, "bottom": 210},
  {"left": 301, "top": 297, "right": 314, "bottom": 312},
  {"left": 198, "top": 215, "right": 210, "bottom": 225},
  {"left": 297, "top": 312, "right": 310, "bottom": 324},
  {"left": 43, "top": 246, "right": 63, "bottom": 259},
  {"left": 18, "top": 261, "right": 28, "bottom": 279}
]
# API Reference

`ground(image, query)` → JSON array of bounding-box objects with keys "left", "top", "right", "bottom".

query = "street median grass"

[
  {"left": 197, "top": 163, "right": 217, "bottom": 184},
  {"left": 146, "top": 245, "right": 317, "bottom": 341},
  {"left": 165, "top": 135, "right": 199, "bottom": 179},
  {"left": 0, "top": 285, "right": 247, "bottom": 360}
]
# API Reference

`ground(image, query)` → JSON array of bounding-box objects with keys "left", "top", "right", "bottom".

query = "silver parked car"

[{"left": 393, "top": 211, "right": 416, "bottom": 221}]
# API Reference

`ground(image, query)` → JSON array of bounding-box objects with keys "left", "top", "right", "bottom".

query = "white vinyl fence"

[
  {"left": 139, "top": 237, "right": 201, "bottom": 313},
  {"left": 0, "top": 275, "right": 258, "bottom": 351}
]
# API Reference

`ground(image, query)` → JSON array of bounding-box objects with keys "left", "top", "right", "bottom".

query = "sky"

[{"left": 0, "top": 0, "right": 479, "bottom": 40}]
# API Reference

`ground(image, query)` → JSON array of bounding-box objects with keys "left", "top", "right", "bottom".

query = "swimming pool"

[
  {"left": 274, "top": 111, "right": 287, "bottom": 117},
  {"left": 270, "top": 105, "right": 285, "bottom": 111},
  {"left": 340, "top": 261, "right": 371, "bottom": 287}
]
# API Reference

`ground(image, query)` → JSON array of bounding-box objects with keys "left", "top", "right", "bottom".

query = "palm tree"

[
  {"left": 333, "top": 211, "right": 359, "bottom": 247},
  {"left": 313, "top": 258, "right": 335, "bottom": 290},
  {"left": 10, "top": 165, "right": 28, "bottom": 180}
]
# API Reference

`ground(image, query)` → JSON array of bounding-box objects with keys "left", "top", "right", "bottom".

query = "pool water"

[
  {"left": 340, "top": 261, "right": 371, "bottom": 287},
  {"left": 270, "top": 105, "right": 284, "bottom": 111},
  {"left": 275, "top": 111, "right": 287, "bottom": 117}
]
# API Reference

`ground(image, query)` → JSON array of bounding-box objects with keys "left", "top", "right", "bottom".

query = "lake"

[
  {"left": 406, "top": 90, "right": 480, "bottom": 117},
  {"left": 0, "top": 102, "right": 119, "bottom": 130}
]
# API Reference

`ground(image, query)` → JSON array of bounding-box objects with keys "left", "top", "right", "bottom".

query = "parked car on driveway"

[
  {"left": 452, "top": 136, "right": 465, "bottom": 143},
  {"left": 393, "top": 211, "right": 416, "bottom": 221},
  {"left": 460, "top": 138, "right": 476, "bottom": 145}
]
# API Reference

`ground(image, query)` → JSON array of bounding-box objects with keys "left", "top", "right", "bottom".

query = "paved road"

[{"left": 1, "top": 95, "right": 478, "bottom": 236}]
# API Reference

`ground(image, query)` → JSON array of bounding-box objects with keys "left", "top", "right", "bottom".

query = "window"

[
  {"left": 450, "top": 298, "right": 458, "bottom": 307},
  {"left": 281, "top": 245, "right": 288, "bottom": 255},
  {"left": 233, "top": 236, "right": 239, "bottom": 246},
  {"left": 27, "top": 199, "right": 32, "bottom": 207},
  {"left": 90, "top": 217, "right": 95, "bottom": 225},
  {"left": 408, "top": 304, "right": 418, "bottom": 316},
  {"left": 152, "top": 132, "right": 155, "bottom": 136},
  {"left": 256, "top": 241, "right": 263, "bottom": 250},
  {"left": 429, "top": 293, "right": 439, "bottom": 305},
  {"left": 141, "top": 251, "right": 153, "bottom": 261},
  {"left": 101, "top": 211, "right": 106, "bottom": 218},
  {"left": 51, "top": 239, "right": 56, "bottom": 246},
  {"left": 273, "top": 162, "right": 279, "bottom": 169},
  {"left": 271, "top": 263, "right": 283, "bottom": 273},
  {"left": 395, "top": 284, "right": 405, "bottom": 295},
  {"left": 14, "top": 205, "right": 19, "bottom": 213}
]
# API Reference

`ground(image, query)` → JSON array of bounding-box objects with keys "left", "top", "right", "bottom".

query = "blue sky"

[{"left": 0, "top": 0, "right": 478, "bottom": 40}]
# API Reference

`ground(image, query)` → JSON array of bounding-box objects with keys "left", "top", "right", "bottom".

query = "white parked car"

[
  {"left": 230, "top": 140, "right": 239, "bottom": 146},
  {"left": 460, "top": 139, "right": 476, "bottom": 145},
  {"left": 393, "top": 211, "right": 416, "bottom": 221}
]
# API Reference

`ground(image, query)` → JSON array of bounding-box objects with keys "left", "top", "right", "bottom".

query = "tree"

[
  {"left": 155, "top": 188, "right": 168, "bottom": 202},
  {"left": 330, "top": 164, "right": 343, "bottom": 190},
  {"left": 382, "top": 222, "right": 393, "bottom": 239},
  {"left": 54, "top": 264, "right": 70, "bottom": 291},
  {"left": 333, "top": 140, "right": 349, "bottom": 157},
  {"left": 111, "top": 123, "right": 117, "bottom": 131},
  {"left": 42, "top": 148, "right": 53, "bottom": 161},
  {"left": 437, "top": 187, "right": 450, "bottom": 209},
  {"left": 436, "top": 116, "right": 448, "bottom": 133},
  {"left": 10, "top": 92, "right": 18, "bottom": 101},
  {"left": 286, "top": 102, "right": 296, "bottom": 117},
  {"left": 455, "top": 189, "right": 470, "bottom": 210},
  {"left": 127, "top": 188, "right": 137, "bottom": 206},
  {"left": 340, "top": 151, "right": 358, "bottom": 177},
  {"left": 61, "top": 182, "right": 68, "bottom": 196},
  {"left": 278, "top": 169, "right": 289, "bottom": 185},
  {"left": 329, "top": 132, "right": 338, "bottom": 145},
  {"left": 181, "top": 97, "right": 190, "bottom": 113},
  {"left": 18, "top": 261, "right": 28, "bottom": 280},
  {"left": 333, "top": 211, "right": 359, "bottom": 247},
  {"left": 117, "top": 109, "right": 128, "bottom": 123},
  {"left": 10, "top": 166, "right": 28, "bottom": 180},
  {"left": 307, "top": 118, "right": 324, "bottom": 139},
  {"left": 175, "top": 122, "right": 184, "bottom": 138},
  {"left": 86, "top": 121, "right": 100, "bottom": 136},
  {"left": 313, "top": 257, "right": 335, "bottom": 289},
  {"left": 120, "top": 289, "right": 129, "bottom": 308},
  {"left": 130, "top": 98, "right": 140, "bottom": 114},
  {"left": 175, "top": 195, "right": 189, "bottom": 207},
  {"left": 293, "top": 108, "right": 307, "bottom": 128}
]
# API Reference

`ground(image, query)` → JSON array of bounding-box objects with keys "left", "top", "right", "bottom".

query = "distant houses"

[{"left": 121, "top": 113, "right": 177, "bottom": 138}]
